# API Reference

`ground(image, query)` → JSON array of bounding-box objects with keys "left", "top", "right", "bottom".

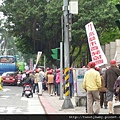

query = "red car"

[{"left": 1, "top": 72, "right": 18, "bottom": 86}]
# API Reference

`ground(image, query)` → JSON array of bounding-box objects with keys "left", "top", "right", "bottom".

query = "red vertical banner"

[{"left": 85, "top": 21, "right": 107, "bottom": 67}]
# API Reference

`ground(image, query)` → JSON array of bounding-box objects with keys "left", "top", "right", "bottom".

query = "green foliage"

[{"left": 0, "top": 0, "right": 120, "bottom": 67}]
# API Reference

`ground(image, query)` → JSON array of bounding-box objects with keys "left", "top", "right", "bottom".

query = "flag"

[
  {"left": 33, "top": 51, "right": 42, "bottom": 70},
  {"left": 85, "top": 21, "right": 107, "bottom": 67}
]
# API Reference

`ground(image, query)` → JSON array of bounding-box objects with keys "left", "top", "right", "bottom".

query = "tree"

[
  {"left": 0, "top": 0, "right": 120, "bottom": 67},
  {"left": 70, "top": 0, "right": 120, "bottom": 66}
]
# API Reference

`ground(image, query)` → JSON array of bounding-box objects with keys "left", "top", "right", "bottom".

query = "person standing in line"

[
  {"left": 96, "top": 67, "right": 108, "bottom": 109},
  {"left": 56, "top": 69, "right": 60, "bottom": 96},
  {"left": 44, "top": 67, "right": 50, "bottom": 90},
  {"left": 33, "top": 69, "right": 39, "bottom": 93},
  {"left": 29, "top": 70, "right": 35, "bottom": 90},
  {"left": 82, "top": 61, "right": 101, "bottom": 114},
  {"left": 84, "top": 61, "right": 92, "bottom": 113},
  {"left": 17, "top": 71, "right": 22, "bottom": 86},
  {"left": 104, "top": 59, "right": 120, "bottom": 114},
  {"left": 113, "top": 76, "right": 120, "bottom": 102},
  {"left": 53, "top": 69, "right": 57, "bottom": 95},
  {"left": 69, "top": 68, "right": 74, "bottom": 98},
  {"left": 46, "top": 70, "right": 55, "bottom": 96},
  {"left": 44, "top": 67, "right": 50, "bottom": 79},
  {"left": 38, "top": 68, "right": 45, "bottom": 96}
]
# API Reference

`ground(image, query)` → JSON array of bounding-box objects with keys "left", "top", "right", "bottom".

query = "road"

[{"left": 0, "top": 85, "right": 45, "bottom": 114}]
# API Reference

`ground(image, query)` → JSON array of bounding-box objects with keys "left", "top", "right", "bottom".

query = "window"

[{"left": 0, "top": 57, "right": 15, "bottom": 63}]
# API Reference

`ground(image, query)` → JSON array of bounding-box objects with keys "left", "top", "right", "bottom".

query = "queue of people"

[
  {"left": 82, "top": 59, "right": 120, "bottom": 114},
  {"left": 17, "top": 67, "right": 75, "bottom": 98},
  {"left": 16, "top": 59, "right": 120, "bottom": 114}
]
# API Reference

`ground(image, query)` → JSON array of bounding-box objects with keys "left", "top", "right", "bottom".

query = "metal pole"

[
  {"left": 62, "top": 0, "right": 74, "bottom": 109},
  {"left": 63, "top": 0, "right": 69, "bottom": 67},
  {"left": 59, "top": 42, "right": 64, "bottom": 100},
  {"left": 61, "top": 15, "right": 64, "bottom": 42}
]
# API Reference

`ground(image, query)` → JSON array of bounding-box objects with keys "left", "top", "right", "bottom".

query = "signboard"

[
  {"left": 69, "top": 0, "right": 78, "bottom": 14},
  {"left": 85, "top": 21, "right": 107, "bottom": 67},
  {"left": 74, "top": 68, "right": 88, "bottom": 97}
]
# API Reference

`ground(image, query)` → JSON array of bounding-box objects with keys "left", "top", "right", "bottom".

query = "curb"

[
  {"left": 38, "top": 94, "right": 57, "bottom": 114},
  {"left": 37, "top": 94, "right": 47, "bottom": 114}
]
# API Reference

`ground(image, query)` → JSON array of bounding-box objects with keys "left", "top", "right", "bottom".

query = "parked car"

[{"left": 1, "top": 71, "right": 18, "bottom": 86}]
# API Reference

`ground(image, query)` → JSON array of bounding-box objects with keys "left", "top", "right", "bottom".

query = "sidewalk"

[{"left": 38, "top": 90, "right": 109, "bottom": 114}]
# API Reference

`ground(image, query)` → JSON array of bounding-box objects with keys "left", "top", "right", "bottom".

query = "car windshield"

[
  {"left": 2, "top": 72, "right": 14, "bottom": 76},
  {"left": 0, "top": 57, "right": 15, "bottom": 63}
]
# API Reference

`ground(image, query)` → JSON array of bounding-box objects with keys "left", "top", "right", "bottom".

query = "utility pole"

[
  {"left": 62, "top": 0, "right": 74, "bottom": 109},
  {"left": 59, "top": 42, "right": 64, "bottom": 100}
]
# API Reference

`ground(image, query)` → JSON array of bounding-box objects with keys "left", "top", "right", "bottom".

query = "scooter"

[{"left": 24, "top": 84, "right": 33, "bottom": 98}]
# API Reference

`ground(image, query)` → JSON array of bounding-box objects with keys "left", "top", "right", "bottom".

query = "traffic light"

[
  {"left": 115, "top": 3, "right": 120, "bottom": 29},
  {"left": 51, "top": 48, "right": 60, "bottom": 60}
]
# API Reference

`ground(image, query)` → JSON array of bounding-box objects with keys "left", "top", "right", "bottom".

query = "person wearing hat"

[
  {"left": 96, "top": 67, "right": 108, "bottom": 109},
  {"left": 38, "top": 68, "right": 45, "bottom": 96},
  {"left": 104, "top": 59, "right": 120, "bottom": 114},
  {"left": 46, "top": 70, "right": 55, "bottom": 96},
  {"left": 33, "top": 69, "right": 39, "bottom": 93},
  {"left": 82, "top": 61, "right": 101, "bottom": 114}
]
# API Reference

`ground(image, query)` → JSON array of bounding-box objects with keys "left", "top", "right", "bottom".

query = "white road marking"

[
  {"left": 2, "top": 88, "right": 11, "bottom": 92},
  {"left": 16, "top": 108, "right": 22, "bottom": 113},
  {"left": 21, "top": 97, "right": 29, "bottom": 101},
  {"left": 6, "top": 107, "right": 16, "bottom": 113},
  {"left": 0, "top": 95, "right": 9, "bottom": 99},
  {"left": 0, "top": 107, "right": 23, "bottom": 113},
  {"left": 0, "top": 107, "right": 6, "bottom": 112}
]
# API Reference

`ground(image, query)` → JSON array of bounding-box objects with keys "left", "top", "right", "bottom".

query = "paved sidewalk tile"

[{"left": 38, "top": 91, "right": 110, "bottom": 114}]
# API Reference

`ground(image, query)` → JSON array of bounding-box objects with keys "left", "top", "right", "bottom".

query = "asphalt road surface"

[
  {"left": 0, "top": 86, "right": 63, "bottom": 120},
  {"left": 0, "top": 85, "right": 45, "bottom": 114}
]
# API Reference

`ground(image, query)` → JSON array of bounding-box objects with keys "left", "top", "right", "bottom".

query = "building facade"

[{"left": 102, "top": 39, "right": 120, "bottom": 67}]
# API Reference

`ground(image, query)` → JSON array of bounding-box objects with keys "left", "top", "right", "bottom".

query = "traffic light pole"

[{"left": 61, "top": 0, "right": 74, "bottom": 109}]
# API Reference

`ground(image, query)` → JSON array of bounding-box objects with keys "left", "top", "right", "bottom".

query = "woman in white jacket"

[{"left": 38, "top": 68, "right": 45, "bottom": 96}]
